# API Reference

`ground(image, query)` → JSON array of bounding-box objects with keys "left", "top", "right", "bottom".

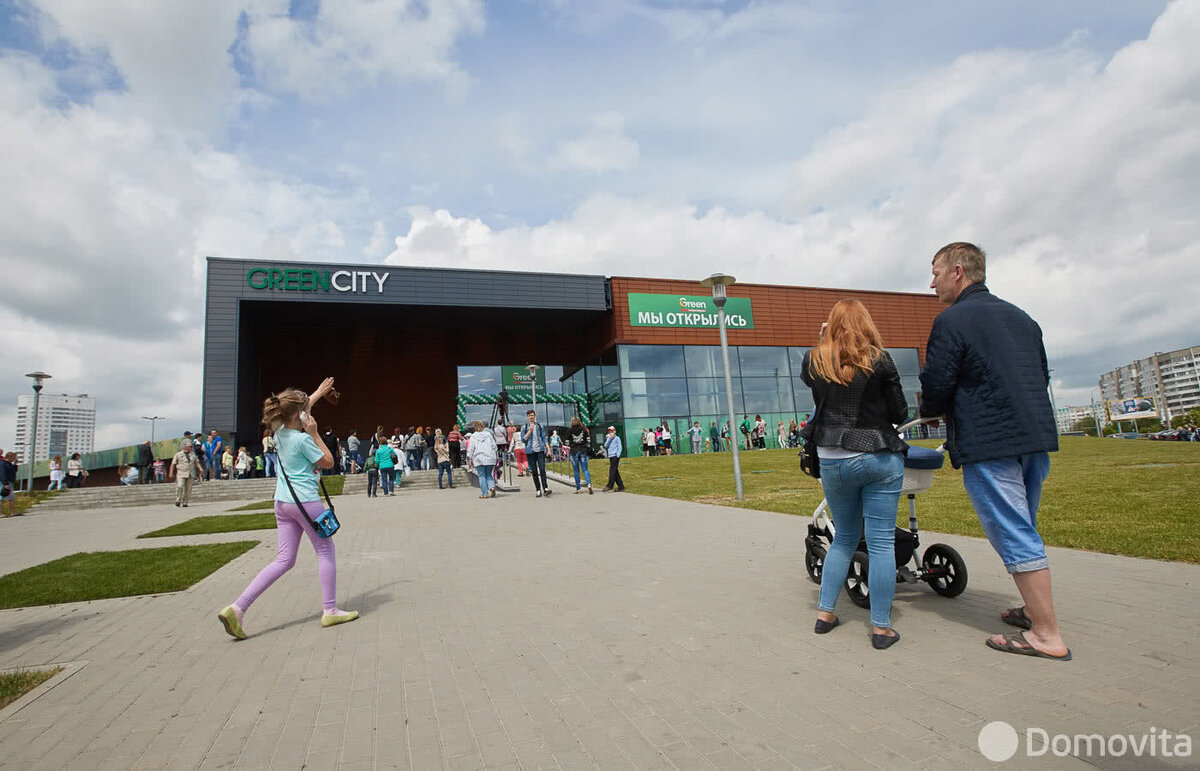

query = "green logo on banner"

[
  {"left": 500, "top": 366, "right": 547, "bottom": 397},
  {"left": 627, "top": 293, "right": 754, "bottom": 329}
]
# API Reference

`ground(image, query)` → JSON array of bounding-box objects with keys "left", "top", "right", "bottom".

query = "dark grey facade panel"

[{"left": 202, "top": 256, "right": 610, "bottom": 434}]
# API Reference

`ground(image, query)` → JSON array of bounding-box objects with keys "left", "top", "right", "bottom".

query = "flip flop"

[
  {"left": 986, "top": 631, "right": 1071, "bottom": 661},
  {"left": 1001, "top": 606, "right": 1033, "bottom": 630}
]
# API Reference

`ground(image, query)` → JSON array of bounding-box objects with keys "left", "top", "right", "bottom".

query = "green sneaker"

[
  {"left": 321, "top": 610, "right": 360, "bottom": 628},
  {"left": 218, "top": 605, "right": 247, "bottom": 640}
]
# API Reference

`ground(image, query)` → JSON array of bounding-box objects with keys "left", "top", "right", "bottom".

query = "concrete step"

[{"left": 31, "top": 470, "right": 473, "bottom": 512}]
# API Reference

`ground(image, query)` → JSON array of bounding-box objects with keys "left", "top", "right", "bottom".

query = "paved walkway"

[{"left": 1, "top": 481, "right": 1197, "bottom": 769}]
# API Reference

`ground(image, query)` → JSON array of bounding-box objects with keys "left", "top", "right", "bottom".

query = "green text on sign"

[{"left": 627, "top": 293, "right": 754, "bottom": 329}]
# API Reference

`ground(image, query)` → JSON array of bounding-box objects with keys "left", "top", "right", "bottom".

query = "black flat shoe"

[
  {"left": 814, "top": 616, "right": 839, "bottom": 634},
  {"left": 871, "top": 629, "right": 900, "bottom": 650}
]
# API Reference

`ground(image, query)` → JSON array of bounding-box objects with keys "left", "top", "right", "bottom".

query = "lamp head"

[
  {"left": 699, "top": 273, "right": 736, "bottom": 306},
  {"left": 25, "top": 370, "right": 50, "bottom": 391}
]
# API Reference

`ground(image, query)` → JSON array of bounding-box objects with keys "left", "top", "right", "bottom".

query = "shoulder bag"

[
  {"left": 798, "top": 400, "right": 824, "bottom": 480},
  {"left": 276, "top": 433, "right": 340, "bottom": 538}
]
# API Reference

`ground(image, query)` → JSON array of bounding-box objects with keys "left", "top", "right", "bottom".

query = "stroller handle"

[{"left": 896, "top": 417, "right": 941, "bottom": 433}]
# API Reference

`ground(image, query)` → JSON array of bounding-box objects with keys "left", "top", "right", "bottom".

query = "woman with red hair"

[{"left": 800, "top": 300, "right": 909, "bottom": 650}]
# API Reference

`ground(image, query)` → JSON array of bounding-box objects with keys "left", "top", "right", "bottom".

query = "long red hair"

[{"left": 807, "top": 300, "right": 885, "bottom": 385}]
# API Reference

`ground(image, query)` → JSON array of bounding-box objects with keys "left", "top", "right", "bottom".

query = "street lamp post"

[
  {"left": 526, "top": 364, "right": 540, "bottom": 419},
  {"left": 24, "top": 371, "right": 51, "bottom": 493},
  {"left": 142, "top": 416, "right": 165, "bottom": 445},
  {"left": 700, "top": 273, "right": 744, "bottom": 501}
]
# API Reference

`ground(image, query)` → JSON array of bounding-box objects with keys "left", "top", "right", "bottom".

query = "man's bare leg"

[{"left": 989, "top": 568, "right": 1068, "bottom": 656}]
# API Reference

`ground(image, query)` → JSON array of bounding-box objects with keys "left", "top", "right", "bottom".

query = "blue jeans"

[
  {"left": 962, "top": 453, "right": 1050, "bottom": 574},
  {"left": 817, "top": 451, "right": 905, "bottom": 628},
  {"left": 570, "top": 452, "right": 591, "bottom": 489},
  {"left": 476, "top": 464, "right": 495, "bottom": 495},
  {"left": 264, "top": 452, "right": 277, "bottom": 477},
  {"left": 438, "top": 461, "right": 454, "bottom": 488},
  {"left": 380, "top": 467, "right": 395, "bottom": 494}
]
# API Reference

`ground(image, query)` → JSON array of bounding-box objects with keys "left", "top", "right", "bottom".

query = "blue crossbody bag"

[{"left": 276, "top": 432, "right": 340, "bottom": 538}]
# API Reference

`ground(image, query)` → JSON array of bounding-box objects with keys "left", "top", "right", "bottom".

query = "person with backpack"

[
  {"left": 375, "top": 433, "right": 398, "bottom": 496},
  {"left": 364, "top": 441, "right": 379, "bottom": 498}
]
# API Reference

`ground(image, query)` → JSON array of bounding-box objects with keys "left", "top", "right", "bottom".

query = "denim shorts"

[{"left": 961, "top": 453, "right": 1051, "bottom": 574}]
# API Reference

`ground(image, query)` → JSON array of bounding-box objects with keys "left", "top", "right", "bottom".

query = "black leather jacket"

[{"left": 799, "top": 351, "right": 909, "bottom": 454}]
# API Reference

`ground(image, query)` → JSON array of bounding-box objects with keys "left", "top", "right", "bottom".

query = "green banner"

[
  {"left": 628, "top": 293, "right": 753, "bottom": 329},
  {"left": 500, "top": 365, "right": 547, "bottom": 397}
]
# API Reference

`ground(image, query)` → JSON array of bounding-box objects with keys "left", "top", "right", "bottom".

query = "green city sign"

[
  {"left": 500, "top": 365, "right": 547, "bottom": 398},
  {"left": 628, "top": 293, "right": 754, "bottom": 329},
  {"left": 245, "top": 266, "right": 390, "bottom": 294}
]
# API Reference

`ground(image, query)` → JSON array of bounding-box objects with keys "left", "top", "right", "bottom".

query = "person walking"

[
  {"left": 47, "top": 455, "right": 64, "bottom": 490},
  {"left": 218, "top": 378, "right": 358, "bottom": 639},
  {"left": 522, "top": 409, "right": 552, "bottom": 497},
  {"left": 710, "top": 422, "right": 721, "bottom": 452},
  {"left": 448, "top": 424, "right": 464, "bottom": 468},
  {"left": 469, "top": 420, "right": 499, "bottom": 498},
  {"left": 919, "top": 242, "right": 1069, "bottom": 661},
  {"left": 801, "top": 299, "right": 909, "bottom": 650},
  {"left": 65, "top": 452, "right": 86, "bottom": 488},
  {"left": 235, "top": 446, "right": 252, "bottom": 479},
  {"left": 511, "top": 426, "right": 528, "bottom": 476},
  {"left": 346, "top": 430, "right": 360, "bottom": 474},
  {"left": 364, "top": 443, "right": 379, "bottom": 498},
  {"left": 566, "top": 416, "right": 593, "bottom": 494},
  {"left": 435, "top": 434, "right": 454, "bottom": 489},
  {"left": 169, "top": 442, "right": 203, "bottom": 507},
  {"left": 263, "top": 428, "right": 278, "bottom": 477},
  {"left": 134, "top": 440, "right": 154, "bottom": 484},
  {"left": 601, "top": 426, "right": 625, "bottom": 492},
  {"left": 777, "top": 420, "right": 787, "bottom": 449},
  {"left": 375, "top": 433, "right": 397, "bottom": 496},
  {"left": 0, "top": 452, "right": 17, "bottom": 517}
]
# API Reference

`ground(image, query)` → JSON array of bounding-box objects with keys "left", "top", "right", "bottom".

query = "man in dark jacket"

[
  {"left": 919, "top": 242, "right": 1070, "bottom": 661},
  {"left": 136, "top": 440, "right": 155, "bottom": 485}
]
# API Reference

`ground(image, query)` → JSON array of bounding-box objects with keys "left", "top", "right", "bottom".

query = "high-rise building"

[
  {"left": 1099, "top": 345, "right": 1200, "bottom": 423},
  {"left": 1054, "top": 404, "right": 1108, "bottom": 434},
  {"left": 13, "top": 393, "right": 96, "bottom": 464}
]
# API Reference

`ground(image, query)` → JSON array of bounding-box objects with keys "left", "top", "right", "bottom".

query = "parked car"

[{"left": 1107, "top": 432, "right": 1140, "bottom": 439}]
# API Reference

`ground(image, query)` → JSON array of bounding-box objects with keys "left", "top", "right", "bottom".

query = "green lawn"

[
  {"left": 139, "top": 514, "right": 277, "bottom": 538},
  {"left": 0, "top": 668, "right": 62, "bottom": 710},
  {"left": 6, "top": 488, "right": 62, "bottom": 516},
  {"left": 0, "top": 542, "right": 259, "bottom": 609},
  {"left": 566, "top": 437, "right": 1200, "bottom": 564},
  {"left": 227, "top": 500, "right": 275, "bottom": 511}
]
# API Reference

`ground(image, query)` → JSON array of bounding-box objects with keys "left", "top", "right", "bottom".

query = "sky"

[{"left": 1, "top": 0, "right": 1197, "bottom": 450}]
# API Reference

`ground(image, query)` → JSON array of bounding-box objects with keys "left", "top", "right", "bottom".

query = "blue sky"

[{"left": 1, "top": 0, "right": 1196, "bottom": 448}]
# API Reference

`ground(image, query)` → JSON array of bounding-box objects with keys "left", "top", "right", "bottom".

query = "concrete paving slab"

[{"left": 1, "top": 485, "right": 1198, "bottom": 768}]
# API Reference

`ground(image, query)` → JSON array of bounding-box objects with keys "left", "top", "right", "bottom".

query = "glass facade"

[{"left": 456, "top": 345, "right": 921, "bottom": 457}]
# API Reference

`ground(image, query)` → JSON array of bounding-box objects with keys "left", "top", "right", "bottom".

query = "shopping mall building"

[{"left": 203, "top": 257, "right": 943, "bottom": 456}]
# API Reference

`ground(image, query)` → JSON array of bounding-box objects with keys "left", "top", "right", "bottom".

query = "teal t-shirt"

[
  {"left": 374, "top": 444, "right": 396, "bottom": 469},
  {"left": 274, "top": 428, "right": 326, "bottom": 502}
]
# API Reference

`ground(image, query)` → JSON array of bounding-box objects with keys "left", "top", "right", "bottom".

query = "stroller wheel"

[
  {"left": 804, "top": 544, "right": 826, "bottom": 584},
  {"left": 922, "top": 543, "right": 968, "bottom": 598},
  {"left": 844, "top": 551, "right": 871, "bottom": 608}
]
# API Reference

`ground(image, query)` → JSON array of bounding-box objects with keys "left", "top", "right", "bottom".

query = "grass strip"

[
  {"left": 0, "top": 667, "right": 63, "bottom": 710},
  {"left": 6, "top": 489, "right": 62, "bottom": 516},
  {"left": 578, "top": 437, "right": 1200, "bottom": 564},
  {"left": 139, "top": 513, "right": 277, "bottom": 538},
  {"left": 226, "top": 500, "right": 276, "bottom": 511},
  {"left": 0, "top": 542, "right": 259, "bottom": 609}
]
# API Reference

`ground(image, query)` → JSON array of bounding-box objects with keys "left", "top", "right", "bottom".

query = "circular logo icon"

[{"left": 978, "top": 721, "right": 1019, "bottom": 762}]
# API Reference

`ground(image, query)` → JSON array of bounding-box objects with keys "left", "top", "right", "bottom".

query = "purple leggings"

[{"left": 235, "top": 500, "right": 337, "bottom": 613}]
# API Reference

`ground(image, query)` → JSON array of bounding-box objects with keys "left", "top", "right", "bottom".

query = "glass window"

[
  {"left": 544, "top": 365, "right": 564, "bottom": 394},
  {"left": 886, "top": 348, "right": 921, "bottom": 420},
  {"left": 684, "top": 345, "right": 739, "bottom": 378},
  {"left": 788, "top": 347, "right": 811, "bottom": 379},
  {"left": 792, "top": 382, "right": 816, "bottom": 417},
  {"left": 621, "top": 378, "right": 689, "bottom": 419},
  {"left": 738, "top": 346, "right": 790, "bottom": 378},
  {"left": 619, "top": 345, "right": 686, "bottom": 379},
  {"left": 585, "top": 365, "right": 603, "bottom": 394},
  {"left": 741, "top": 377, "right": 795, "bottom": 413},
  {"left": 687, "top": 377, "right": 743, "bottom": 417},
  {"left": 458, "top": 366, "right": 501, "bottom": 395}
]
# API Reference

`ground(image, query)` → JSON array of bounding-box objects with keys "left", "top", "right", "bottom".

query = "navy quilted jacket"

[{"left": 918, "top": 284, "right": 1058, "bottom": 468}]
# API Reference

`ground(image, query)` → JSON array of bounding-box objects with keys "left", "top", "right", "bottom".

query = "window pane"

[
  {"left": 684, "top": 345, "right": 739, "bottom": 378},
  {"left": 544, "top": 365, "right": 564, "bottom": 394},
  {"left": 738, "top": 346, "right": 790, "bottom": 377},
  {"left": 788, "top": 347, "right": 811, "bottom": 378},
  {"left": 458, "top": 366, "right": 501, "bottom": 395},
  {"left": 619, "top": 345, "right": 685, "bottom": 379},
  {"left": 687, "top": 377, "right": 743, "bottom": 416},
  {"left": 886, "top": 348, "right": 920, "bottom": 420},
  {"left": 741, "top": 377, "right": 795, "bottom": 413},
  {"left": 622, "top": 378, "right": 689, "bottom": 419}
]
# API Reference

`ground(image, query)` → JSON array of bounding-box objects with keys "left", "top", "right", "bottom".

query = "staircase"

[{"left": 30, "top": 469, "right": 473, "bottom": 512}]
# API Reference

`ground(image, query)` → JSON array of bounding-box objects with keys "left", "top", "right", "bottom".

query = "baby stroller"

[{"left": 803, "top": 419, "right": 967, "bottom": 608}]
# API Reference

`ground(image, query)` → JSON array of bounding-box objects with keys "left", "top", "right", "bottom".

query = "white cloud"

[
  {"left": 551, "top": 112, "right": 639, "bottom": 173},
  {"left": 241, "top": 0, "right": 485, "bottom": 99}
]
